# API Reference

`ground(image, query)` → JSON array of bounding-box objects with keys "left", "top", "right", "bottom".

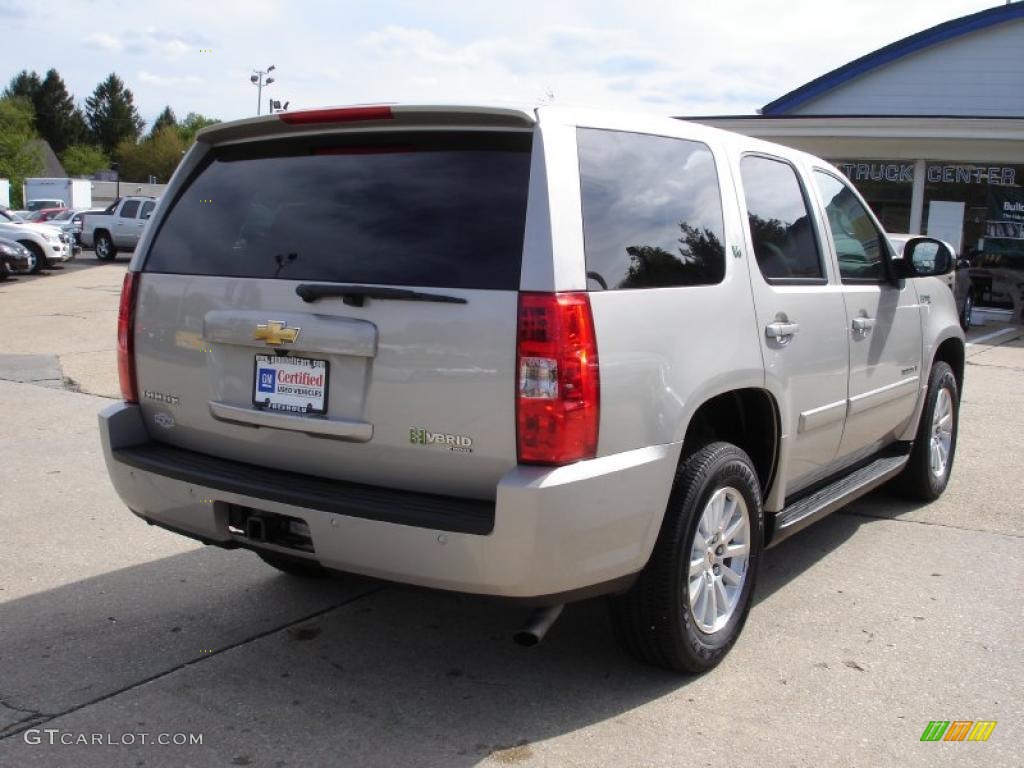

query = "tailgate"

[{"left": 133, "top": 128, "right": 532, "bottom": 499}]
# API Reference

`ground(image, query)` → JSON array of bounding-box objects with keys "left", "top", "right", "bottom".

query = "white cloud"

[
  {"left": 137, "top": 71, "right": 203, "bottom": 88},
  {"left": 85, "top": 33, "right": 123, "bottom": 52}
]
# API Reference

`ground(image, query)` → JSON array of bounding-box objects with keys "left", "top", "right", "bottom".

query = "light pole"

[{"left": 250, "top": 65, "right": 276, "bottom": 115}]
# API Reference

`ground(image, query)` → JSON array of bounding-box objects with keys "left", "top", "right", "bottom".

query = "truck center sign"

[{"left": 837, "top": 162, "right": 1017, "bottom": 186}]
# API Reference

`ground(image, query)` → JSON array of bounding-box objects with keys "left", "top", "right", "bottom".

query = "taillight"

[
  {"left": 278, "top": 106, "right": 394, "bottom": 125},
  {"left": 117, "top": 271, "right": 140, "bottom": 403},
  {"left": 516, "top": 292, "right": 600, "bottom": 465}
]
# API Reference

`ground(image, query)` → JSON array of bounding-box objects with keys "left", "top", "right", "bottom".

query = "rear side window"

[
  {"left": 578, "top": 128, "right": 725, "bottom": 290},
  {"left": 143, "top": 132, "right": 532, "bottom": 290},
  {"left": 140, "top": 201, "right": 155, "bottom": 220},
  {"left": 740, "top": 155, "right": 824, "bottom": 282},
  {"left": 119, "top": 200, "right": 140, "bottom": 219}
]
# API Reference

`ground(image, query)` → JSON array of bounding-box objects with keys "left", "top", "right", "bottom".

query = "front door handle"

[
  {"left": 765, "top": 321, "right": 800, "bottom": 340},
  {"left": 852, "top": 317, "right": 877, "bottom": 333}
]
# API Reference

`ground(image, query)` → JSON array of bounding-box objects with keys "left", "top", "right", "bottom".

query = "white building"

[{"left": 696, "top": 3, "right": 1024, "bottom": 319}]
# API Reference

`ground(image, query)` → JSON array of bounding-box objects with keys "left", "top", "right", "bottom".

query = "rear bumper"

[{"left": 100, "top": 402, "right": 679, "bottom": 599}]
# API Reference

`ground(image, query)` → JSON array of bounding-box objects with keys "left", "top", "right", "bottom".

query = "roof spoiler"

[{"left": 196, "top": 104, "right": 537, "bottom": 146}]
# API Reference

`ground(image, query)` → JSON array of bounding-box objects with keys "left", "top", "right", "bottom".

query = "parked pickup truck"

[
  {"left": 100, "top": 104, "right": 965, "bottom": 673},
  {"left": 80, "top": 196, "right": 158, "bottom": 260}
]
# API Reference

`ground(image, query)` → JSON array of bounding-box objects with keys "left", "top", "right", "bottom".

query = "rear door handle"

[
  {"left": 852, "top": 317, "right": 877, "bottom": 332},
  {"left": 765, "top": 321, "right": 800, "bottom": 341}
]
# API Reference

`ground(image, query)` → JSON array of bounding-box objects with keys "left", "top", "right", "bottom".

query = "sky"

[{"left": 0, "top": 0, "right": 1007, "bottom": 128}]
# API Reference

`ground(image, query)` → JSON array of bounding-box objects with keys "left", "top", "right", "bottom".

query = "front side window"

[
  {"left": 578, "top": 128, "right": 726, "bottom": 290},
  {"left": 814, "top": 171, "right": 889, "bottom": 282},
  {"left": 119, "top": 200, "right": 140, "bottom": 219},
  {"left": 740, "top": 155, "right": 824, "bottom": 282}
]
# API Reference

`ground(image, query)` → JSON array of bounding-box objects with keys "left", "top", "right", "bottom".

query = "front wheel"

[
  {"left": 895, "top": 361, "right": 959, "bottom": 501},
  {"left": 609, "top": 442, "right": 763, "bottom": 673},
  {"left": 24, "top": 242, "right": 47, "bottom": 273},
  {"left": 960, "top": 293, "right": 973, "bottom": 332}
]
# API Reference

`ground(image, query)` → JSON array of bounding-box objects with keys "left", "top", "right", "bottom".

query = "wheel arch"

[
  {"left": 932, "top": 335, "right": 965, "bottom": 396},
  {"left": 679, "top": 388, "right": 781, "bottom": 509}
]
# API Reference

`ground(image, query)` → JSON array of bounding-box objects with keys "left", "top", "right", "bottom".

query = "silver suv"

[{"left": 100, "top": 104, "right": 964, "bottom": 672}]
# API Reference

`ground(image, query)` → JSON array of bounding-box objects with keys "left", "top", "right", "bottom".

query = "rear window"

[{"left": 143, "top": 132, "right": 533, "bottom": 290}]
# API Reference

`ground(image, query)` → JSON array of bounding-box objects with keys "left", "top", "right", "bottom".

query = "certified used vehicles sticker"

[{"left": 409, "top": 427, "right": 473, "bottom": 453}]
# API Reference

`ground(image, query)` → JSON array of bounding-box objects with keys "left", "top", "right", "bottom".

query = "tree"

[
  {"left": 0, "top": 97, "right": 44, "bottom": 208},
  {"left": 177, "top": 112, "right": 219, "bottom": 143},
  {"left": 61, "top": 144, "right": 109, "bottom": 177},
  {"left": 151, "top": 105, "right": 177, "bottom": 136},
  {"left": 116, "top": 127, "right": 187, "bottom": 183},
  {"left": 3, "top": 70, "right": 42, "bottom": 103},
  {"left": 85, "top": 73, "right": 144, "bottom": 155},
  {"left": 33, "top": 69, "right": 88, "bottom": 153}
]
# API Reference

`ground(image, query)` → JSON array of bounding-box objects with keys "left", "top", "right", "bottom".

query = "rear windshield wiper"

[{"left": 295, "top": 283, "right": 468, "bottom": 307}]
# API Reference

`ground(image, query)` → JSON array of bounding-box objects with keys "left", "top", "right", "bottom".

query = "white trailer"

[
  {"left": 22, "top": 178, "right": 93, "bottom": 210},
  {"left": 0, "top": 179, "right": 9, "bottom": 207}
]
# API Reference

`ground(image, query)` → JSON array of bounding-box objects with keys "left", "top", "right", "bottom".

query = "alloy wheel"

[{"left": 688, "top": 486, "right": 750, "bottom": 634}]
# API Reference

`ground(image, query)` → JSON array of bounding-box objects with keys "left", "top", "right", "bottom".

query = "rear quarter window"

[
  {"left": 143, "top": 132, "right": 532, "bottom": 290},
  {"left": 578, "top": 128, "right": 726, "bottom": 290}
]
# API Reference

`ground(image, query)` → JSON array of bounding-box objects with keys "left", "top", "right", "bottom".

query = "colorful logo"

[
  {"left": 257, "top": 368, "right": 276, "bottom": 393},
  {"left": 920, "top": 721, "right": 997, "bottom": 742}
]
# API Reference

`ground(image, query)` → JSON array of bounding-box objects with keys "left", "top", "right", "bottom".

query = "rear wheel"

[
  {"left": 256, "top": 551, "right": 328, "bottom": 578},
  {"left": 95, "top": 232, "right": 117, "bottom": 261},
  {"left": 0, "top": 260, "right": 10, "bottom": 281},
  {"left": 895, "top": 361, "right": 959, "bottom": 501},
  {"left": 609, "top": 442, "right": 763, "bottom": 673}
]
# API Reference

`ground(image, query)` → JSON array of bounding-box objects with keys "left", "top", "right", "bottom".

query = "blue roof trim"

[{"left": 762, "top": 4, "right": 1024, "bottom": 115}]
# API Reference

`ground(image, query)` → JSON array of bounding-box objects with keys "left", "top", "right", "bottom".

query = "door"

[
  {"left": 737, "top": 154, "right": 850, "bottom": 492},
  {"left": 812, "top": 170, "right": 923, "bottom": 461},
  {"left": 115, "top": 199, "right": 140, "bottom": 246}
]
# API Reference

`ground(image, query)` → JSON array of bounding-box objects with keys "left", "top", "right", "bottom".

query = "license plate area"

[{"left": 253, "top": 354, "right": 329, "bottom": 414}]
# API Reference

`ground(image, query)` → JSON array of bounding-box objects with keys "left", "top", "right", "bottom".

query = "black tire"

[
  {"left": 960, "top": 293, "right": 973, "bottom": 332},
  {"left": 894, "top": 361, "right": 959, "bottom": 501},
  {"left": 23, "top": 242, "right": 47, "bottom": 273},
  {"left": 256, "top": 551, "right": 328, "bottom": 578},
  {"left": 609, "top": 442, "right": 764, "bottom": 673},
  {"left": 95, "top": 232, "right": 117, "bottom": 261},
  {"left": 0, "top": 260, "right": 9, "bottom": 281}
]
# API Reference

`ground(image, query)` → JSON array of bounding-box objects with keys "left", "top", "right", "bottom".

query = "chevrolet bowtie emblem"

[{"left": 253, "top": 320, "right": 300, "bottom": 345}]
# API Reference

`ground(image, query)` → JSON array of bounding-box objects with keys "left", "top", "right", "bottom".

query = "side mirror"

[{"left": 898, "top": 237, "right": 953, "bottom": 278}]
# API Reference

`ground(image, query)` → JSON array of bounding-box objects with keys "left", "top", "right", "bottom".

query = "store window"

[
  {"left": 834, "top": 161, "right": 914, "bottom": 233},
  {"left": 923, "top": 163, "right": 1024, "bottom": 316}
]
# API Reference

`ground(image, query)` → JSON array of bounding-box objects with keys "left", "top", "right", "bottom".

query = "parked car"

[
  {"left": 46, "top": 207, "right": 95, "bottom": 251},
  {"left": 100, "top": 104, "right": 964, "bottom": 673},
  {"left": 0, "top": 237, "right": 34, "bottom": 278},
  {"left": 0, "top": 206, "right": 73, "bottom": 272},
  {"left": 24, "top": 207, "right": 69, "bottom": 223},
  {"left": 80, "top": 197, "right": 158, "bottom": 260},
  {"left": 889, "top": 233, "right": 972, "bottom": 330}
]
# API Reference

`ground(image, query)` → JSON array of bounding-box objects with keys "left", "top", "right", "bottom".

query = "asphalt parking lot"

[{"left": 0, "top": 260, "right": 1022, "bottom": 767}]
